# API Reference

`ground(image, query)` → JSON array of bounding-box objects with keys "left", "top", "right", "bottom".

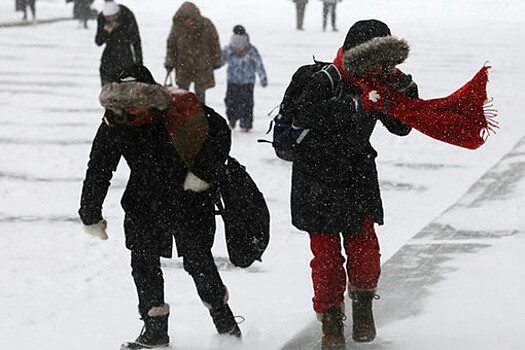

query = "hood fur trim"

[
  {"left": 342, "top": 36, "right": 410, "bottom": 77},
  {"left": 99, "top": 82, "right": 172, "bottom": 112}
]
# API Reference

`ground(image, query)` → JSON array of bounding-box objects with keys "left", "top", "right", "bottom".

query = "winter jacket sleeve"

[
  {"left": 205, "top": 20, "right": 222, "bottom": 69},
  {"left": 189, "top": 106, "right": 231, "bottom": 183},
  {"left": 165, "top": 23, "right": 178, "bottom": 68},
  {"left": 126, "top": 11, "right": 143, "bottom": 65},
  {"left": 78, "top": 123, "right": 121, "bottom": 225},
  {"left": 220, "top": 46, "right": 231, "bottom": 67},
  {"left": 95, "top": 13, "right": 109, "bottom": 46},
  {"left": 250, "top": 47, "right": 268, "bottom": 86},
  {"left": 376, "top": 74, "right": 418, "bottom": 136}
]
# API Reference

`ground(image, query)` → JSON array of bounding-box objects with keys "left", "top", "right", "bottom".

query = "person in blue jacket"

[{"left": 221, "top": 25, "right": 267, "bottom": 132}]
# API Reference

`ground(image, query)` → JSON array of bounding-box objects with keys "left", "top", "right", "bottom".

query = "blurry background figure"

[
  {"left": 71, "top": 0, "right": 95, "bottom": 29},
  {"left": 95, "top": 1, "right": 142, "bottom": 85},
  {"left": 321, "top": 0, "right": 341, "bottom": 31},
  {"left": 221, "top": 25, "right": 267, "bottom": 132},
  {"left": 164, "top": 1, "right": 221, "bottom": 104},
  {"left": 15, "top": 0, "right": 36, "bottom": 23},
  {"left": 292, "top": 0, "right": 308, "bottom": 30}
]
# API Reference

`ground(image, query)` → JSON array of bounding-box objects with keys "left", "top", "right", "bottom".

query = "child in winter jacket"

[{"left": 221, "top": 25, "right": 267, "bottom": 132}]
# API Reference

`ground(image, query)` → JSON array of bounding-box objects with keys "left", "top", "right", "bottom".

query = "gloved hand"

[
  {"left": 362, "top": 89, "right": 388, "bottom": 112},
  {"left": 261, "top": 81, "right": 268, "bottom": 88},
  {"left": 183, "top": 172, "right": 210, "bottom": 192},
  {"left": 164, "top": 64, "right": 174, "bottom": 72},
  {"left": 83, "top": 219, "right": 108, "bottom": 240}
]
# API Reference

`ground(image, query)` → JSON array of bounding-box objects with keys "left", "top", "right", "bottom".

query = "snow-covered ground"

[{"left": 0, "top": 0, "right": 524, "bottom": 349}]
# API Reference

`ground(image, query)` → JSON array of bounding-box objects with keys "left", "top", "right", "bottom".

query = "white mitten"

[
  {"left": 83, "top": 219, "right": 109, "bottom": 240},
  {"left": 362, "top": 89, "right": 387, "bottom": 112},
  {"left": 183, "top": 172, "right": 210, "bottom": 192}
]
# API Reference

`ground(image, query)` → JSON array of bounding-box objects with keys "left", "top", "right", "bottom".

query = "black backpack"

[
  {"left": 215, "top": 157, "right": 270, "bottom": 268},
  {"left": 261, "top": 61, "right": 342, "bottom": 161}
]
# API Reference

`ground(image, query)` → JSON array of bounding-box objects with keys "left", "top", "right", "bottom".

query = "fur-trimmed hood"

[
  {"left": 342, "top": 36, "right": 409, "bottom": 77},
  {"left": 99, "top": 82, "right": 173, "bottom": 113}
]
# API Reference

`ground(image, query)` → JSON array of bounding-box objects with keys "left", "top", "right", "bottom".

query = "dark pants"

[
  {"left": 17, "top": 0, "right": 35, "bottom": 19},
  {"left": 322, "top": 3, "right": 337, "bottom": 30},
  {"left": 225, "top": 83, "right": 254, "bottom": 130},
  {"left": 295, "top": 3, "right": 306, "bottom": 30},
  {"left": 131, "top": 249, "right": 227, "bottom": 316}
]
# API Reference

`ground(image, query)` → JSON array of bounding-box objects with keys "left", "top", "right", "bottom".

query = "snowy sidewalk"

[{"left": 281, "top": 135, "right": 525, "bottom": 350}]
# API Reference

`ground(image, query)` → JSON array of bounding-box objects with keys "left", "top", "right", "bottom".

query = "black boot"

[
  {"left": 121, "top": 304, "right": 170, "bottom": 349},
  {"left": 350, "top": 289, "right": 378, "bottom": 343},
  {"left": 209, "top": 303, "right": 242, "bottom": 338},
  {"left": 320, "top": 304, "right": 346, "bottom": 349}
]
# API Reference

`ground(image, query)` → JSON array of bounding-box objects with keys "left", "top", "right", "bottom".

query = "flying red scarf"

[{"left": 333, "top": 47, "right": 497, "bottom": 150}]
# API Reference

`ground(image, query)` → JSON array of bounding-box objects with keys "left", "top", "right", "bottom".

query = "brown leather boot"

[
  {"left": 349, "top": 287, "right": 378, "bottom": 342},
  {"left": 319, "top": 304, "right": 346, "bottom": 349}
]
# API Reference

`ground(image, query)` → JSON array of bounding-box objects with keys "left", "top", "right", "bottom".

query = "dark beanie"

[
  {"left": 233, "top": 24, "right": 246, "bottom": 35},
  {"left": 111, "top": 65, "right": 157, "bottom": 84},
  {"left": 342, "top": 20, "right": 391, "bottom": 52}
]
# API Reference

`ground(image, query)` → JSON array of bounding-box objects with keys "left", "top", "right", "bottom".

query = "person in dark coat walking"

[
  {"left": 73, "top": 0, "right": 94, "bottom": 29},
  {"left": 164, "top": 1, "right": 221, "bottom": 104},
  {"left": 15, "top": 0, "right": 36, "bottom": 22},
  {"left": 78, "top": 65, "right": 242, "bottom": 349},
  {"left": 95, "top": 1, "right": 142, "bottom": 86},
  {"left": 320, "top": 0, "right": 341, "bottom": 31},
  {"left": 292, "top": 0, "right": 308, "bottom": 30},
  {"left": 290, "top": 19, "right": 418, "bottom": 348}
]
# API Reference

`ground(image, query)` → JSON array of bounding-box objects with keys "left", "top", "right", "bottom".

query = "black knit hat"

[
  {"left": 342, "top": 20, "right": 391, "bottom": 52},
  {"left": 233, "top": 24, "right": 246, "bottom": 35},
  {"left": 111, "top": 65, "right": 157, "bottom": 84}
]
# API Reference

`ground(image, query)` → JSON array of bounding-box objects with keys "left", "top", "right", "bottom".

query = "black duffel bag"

[{"left": 215, "top": 157, "right": 270, "bottom": 268}]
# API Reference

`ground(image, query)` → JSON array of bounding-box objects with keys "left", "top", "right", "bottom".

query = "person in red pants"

[{"left": 289, "top": 19, "right": 418, "bottom": 348}]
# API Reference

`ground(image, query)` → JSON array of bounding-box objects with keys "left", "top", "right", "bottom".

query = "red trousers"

[{"left": 309, "top": 216, "right": 381, "bottom": 313}]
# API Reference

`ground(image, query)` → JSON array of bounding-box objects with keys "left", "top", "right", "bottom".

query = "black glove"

[{"left": 165, "top": 64, "right": 174, "bottom": 72}]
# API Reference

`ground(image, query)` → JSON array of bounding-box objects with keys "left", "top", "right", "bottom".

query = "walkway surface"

[{"left": 281, "top": 135, "right": 525, "bottom": 349}]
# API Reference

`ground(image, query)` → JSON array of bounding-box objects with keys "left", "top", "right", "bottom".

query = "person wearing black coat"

[
  {"left": 290, "top": 20, "right": 418, "bottom": 348},
  {"left": 78, "top": 66, "right": 242, "bottom": 349},
  {"left": 95, "top": 1, "right": 142, "bottom": 85},
  {"left": 73, "top": 0, "right": 94, "bottom": 29},
  {"left": 15, "top": 0, "right": 36, "bottom": 22}
]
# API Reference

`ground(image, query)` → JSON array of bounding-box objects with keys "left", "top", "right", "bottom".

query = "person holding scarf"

[
  {"left": 290, "top": 19, "right": 418, "bottom": 348},
  {"left": 292, "top": 17, "right": 494, "bottom": 348}
]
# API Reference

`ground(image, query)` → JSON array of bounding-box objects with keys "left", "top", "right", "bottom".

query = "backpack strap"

[{"left": 318, "top": 64, "right": 342, "bottom": 93}]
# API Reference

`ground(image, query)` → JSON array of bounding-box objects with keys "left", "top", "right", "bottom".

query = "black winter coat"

[
  {"left": 79, "top": 107, "right": 231, "bottom": 258},
  {"left": 95, "top": 5, "right": 142, "bottom": 84},
  {"left": 290, "top": 64, "right": 418, "bottom": 234}
]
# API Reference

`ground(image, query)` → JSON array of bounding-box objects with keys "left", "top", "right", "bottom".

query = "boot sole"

[
  {"left": 120, "top": 341, "right": 169, "bottom": 349},
  {"left": 352, "top": 332, "right": 376, "bottom": 343},
  {"left": 321, "top": 345, "right": 346, "bottom": 350}
]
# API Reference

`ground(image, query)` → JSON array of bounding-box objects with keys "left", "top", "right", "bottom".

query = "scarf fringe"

[{"left": 482, "top": 98, "right": 499, "bottom": 135}]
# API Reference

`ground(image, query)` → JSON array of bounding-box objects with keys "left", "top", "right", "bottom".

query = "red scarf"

[{"left": 333, "top": 47, "right": 497, "bottom": 150}]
